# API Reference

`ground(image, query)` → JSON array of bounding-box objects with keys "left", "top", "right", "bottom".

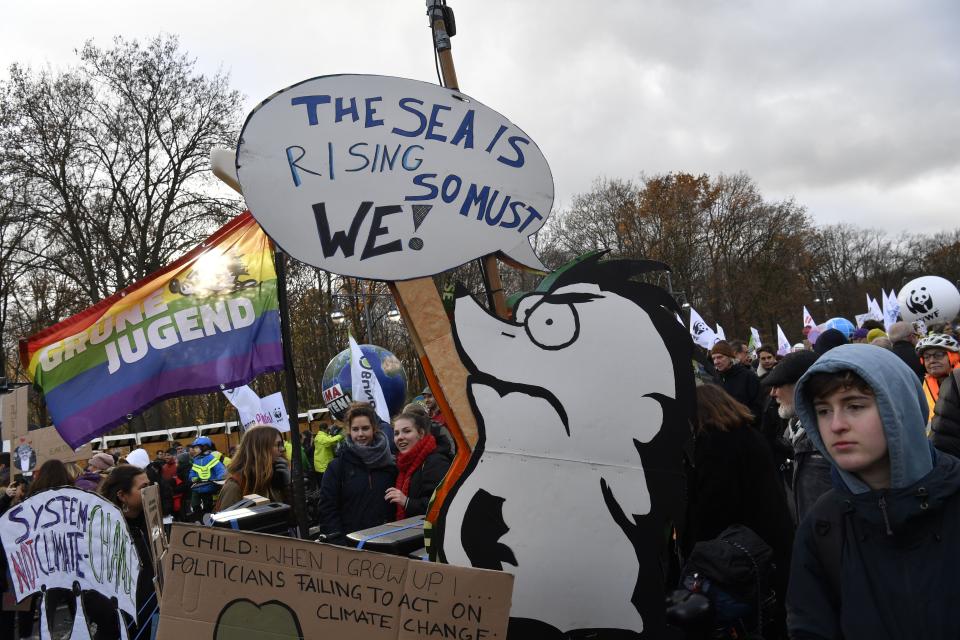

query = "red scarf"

[{"left": 394, "top": 433, "right": 436, "bottom": 519}]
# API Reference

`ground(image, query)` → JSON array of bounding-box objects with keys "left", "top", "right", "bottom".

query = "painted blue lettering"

[
  {"left": 9, "top": 506, "right": 30, "bottom": 544},
  {"left": 291, "top": 95, "right": 332, "bottom": 126},
  {"left": 401, "top": 145, "right": 424, "bottom": 171},
  {"left": 486, "top": 193, "right": 511, "bottom": 226},
  {"left": 346, "top": 143, "right": 371, "bottom": 172},
  {"left": 497, "top": 135, "right": 530, "bottom": 168},
  {"left": 286, "top": 146, "right": 322, "bottom": 187},
  {"left": 364, "top": 96, "right": 384, "bottom": 128},
  {"left": 450, "top": 110, "right": 476, "bottom": 149},
  {"left": 405, "top": 174, "right": 439, "bottom": 201},
  {"left": 335, "top": 97, "right": 359, "bottom": 123},
  {"left": 441, "top": 175, "right": 463, "bottom": 203},
  {"left": 460, "top": 183, "right": 491, "bottom": 218},
  {"left": 517, "top": 204, "right": 544, "bottom": 233},
  {"left": 500, "top": 200, "right": 526, "bottom": 229},
  {"left": 426, "top": 104, "right": 452, "bottom": 142},
  {"left": 485, "top": 125, "right": 508, "bottom": 153},
  {"left": 379, "top": 144, "right": 401, "bottom": 172},
  {"left": 392, "top": 98, "right": 428, "bottom": 137}
]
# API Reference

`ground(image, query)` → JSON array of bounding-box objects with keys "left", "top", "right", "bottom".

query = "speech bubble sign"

[{"left": 237, "top": 74, "right": 554, "bottom": 280}]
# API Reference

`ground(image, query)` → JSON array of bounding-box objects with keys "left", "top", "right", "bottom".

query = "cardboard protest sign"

[
  {"left": 17, "top": 425, "right": 95, "bottom": 468},
  {"left": 237, "top": 74, "right": 554, "bottom": 281},
  {"left": 157, "top": 524, "right": 512, "bottom": 640},
  {"left": 433, "top": 255, "right": 695, "bottom": 636},
  {"left": 0, "top": 487, "right": 142, "bottom": 639},
  {"left": 141, "top": 483, "right": 167, "bottom": 593}
]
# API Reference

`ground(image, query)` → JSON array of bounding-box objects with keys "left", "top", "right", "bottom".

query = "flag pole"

[
  {"left": 427, "top": 0, "right": 509, "bottom": 318},
  {"left": 273, "top": 249, "right": 310, "bottom": 538},
  {"left": 212, "top": 152, "right": 309, "bottom": 538}
]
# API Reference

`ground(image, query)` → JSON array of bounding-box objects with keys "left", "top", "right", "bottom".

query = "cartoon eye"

[
  {"left": 524, "top": 302, "right": 579, "bottom": 350},
  {"left": 514, "top": 294, "right": 543, "bottom": 322}
]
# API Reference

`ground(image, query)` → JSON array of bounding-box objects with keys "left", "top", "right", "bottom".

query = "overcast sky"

[{"left": 2, "top": 0, "right": 958, "bottom": 235}]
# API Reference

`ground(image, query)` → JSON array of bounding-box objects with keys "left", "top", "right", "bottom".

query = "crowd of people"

[
  {"left": 0, "top": 389, "right": 455, "bottom": 639},
  {"left": 679, "top": 316, "right": 960, "bottom": 638},
  {"left": 3, "top": 317, "right": 960, "bottom": 639}
]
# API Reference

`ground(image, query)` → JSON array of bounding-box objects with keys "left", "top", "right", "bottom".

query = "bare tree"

[{"left": 0, "top": 35, "right": 243, "bottom": 304}]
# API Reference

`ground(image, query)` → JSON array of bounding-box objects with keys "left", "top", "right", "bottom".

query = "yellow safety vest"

[
  {"left": 212, "top": 450, "right": 231, "bottom": 467},
  {"left": 191, "top": 457, "right": 219, "bottom": 481}
]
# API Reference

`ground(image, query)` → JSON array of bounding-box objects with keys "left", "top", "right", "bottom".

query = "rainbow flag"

[{"left": 19, "top": 212, "right": 283, "bottom": 448}]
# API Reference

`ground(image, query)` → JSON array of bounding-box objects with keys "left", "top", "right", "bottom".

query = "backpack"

[{"left": 679, "top": 525, "right": 776, "bottom": 637}]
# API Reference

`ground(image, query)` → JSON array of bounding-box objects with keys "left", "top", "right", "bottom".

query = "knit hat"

[
  {"left": 89, "top": 452, "right": 115, "bottom": 471},
  {"left": 710, "top": 341, "right": 736, "bottom": 358},
  {"left": 866, "top": 328, "right": 887, "bottom": 343},
  {"left": 852, "top": 328, "right": 869, "bottom": 340},
  {"left": 813, "top": 328, "right": 848, "bottom": 356},
  {"left": 126, "top": 448, "right": 150, "bottom": 469}
]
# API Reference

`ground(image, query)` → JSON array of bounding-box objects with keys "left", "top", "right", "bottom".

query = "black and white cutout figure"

[
  {"left": 906, "top": 286, "right": 934, "bottom": 316},
  {"left": 434, "top": 254, "right": 695, "bottom": 638}
]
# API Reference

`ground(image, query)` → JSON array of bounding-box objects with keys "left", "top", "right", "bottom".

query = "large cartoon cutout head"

[{"left": 434, "top": 253, "right": 695, "bottom": 637}]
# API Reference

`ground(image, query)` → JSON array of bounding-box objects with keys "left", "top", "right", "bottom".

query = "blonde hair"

[{"left": 228, "top": 426, "right": 282, "bottom": 497}]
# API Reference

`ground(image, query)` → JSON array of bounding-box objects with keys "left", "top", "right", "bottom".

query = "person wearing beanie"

[
  {"left": 75, "top": 452, "right": 115, "bottom": 491},
  {"left": 813, "top": 328, "right": 848, "bottom": 356},
  {"left": 761, "top": 350, "right": 827, "bottom": 523},
  {"left": 866, "top": 328, "right": 887, "bottom": 343},
  {"left": 851, "top": 328, "right": 869, "bottom": 343},
  {"left": 710, "top": 340, "right": 763, "bottom": 420}
]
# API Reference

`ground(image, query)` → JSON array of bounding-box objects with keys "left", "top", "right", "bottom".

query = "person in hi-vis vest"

[{"left": 189, "top": 436, "right": 226, "bottom": 514}]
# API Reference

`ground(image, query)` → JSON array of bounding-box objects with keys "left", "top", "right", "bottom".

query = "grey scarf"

[{"left": 342, "top": 431, "right": 394, "bottom": 468}]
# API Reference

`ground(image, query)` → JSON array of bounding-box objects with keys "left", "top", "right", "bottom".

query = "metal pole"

[
  {"left": 427, "top": 0, "right": 509, "bottom": 318},
  {"left": 274, "top": 249, "right": 309, "bottom": 538}
]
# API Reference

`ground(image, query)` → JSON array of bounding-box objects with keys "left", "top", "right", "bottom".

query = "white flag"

[
  {"left": 776, "top": 325, "right": 791, "bottom": 356},
  {"left": 803, "top": 306, "right": 817, "bottom": 330},
  {"left": 688, "top": 307, "right": 718, "bottom": 349},
  {"left": 223, "top": 384, "right": 263, "bottom": 429},
  {"left": 884, "top": 289, "right": 900, "bottom": 330},
  {"left": 748, "top": 327, "right": 762, "bottom": 354},
  {"left": 715, "top": 323, "right": 727, "bottom": 341},
  {"left": 349, "top": 334, "right": 391, "bottom": 423},
  {"left": 868, "top": 295, "right": 883, "bottom": 322}
]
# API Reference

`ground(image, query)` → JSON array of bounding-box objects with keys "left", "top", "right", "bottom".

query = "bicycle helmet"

[
  {"left": 916, "top": 333, "right": 960, "bottom": 355},
  {"left": 191, "top": 436, "right": 214, "bottom": 448}
]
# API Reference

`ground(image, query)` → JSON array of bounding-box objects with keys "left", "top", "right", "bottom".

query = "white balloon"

[{"left": 897, "top": 276, "right": 960, "bottom": 325}]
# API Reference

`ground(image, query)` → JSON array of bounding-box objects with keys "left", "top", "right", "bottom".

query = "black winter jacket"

[
  {"left": 932, "top": 370, "right": 960, "bottom": 458},
  {"left": 892, "top": 339, "right": 926, "bottom": 380},
  {"left": 688, "top": 424, "right": 795, "bottom": 589},
  {"left": 404, "top": 431, "right": 454, "bottom": 517},
  {"left": 788, "top": 452, "right": 960, "bottom": 640},
  {"left": 717, "top": 363, "right": 763, "bottom": 418},
  {"left": 318, "top": 445, "right": 397, "bottom": 544}
]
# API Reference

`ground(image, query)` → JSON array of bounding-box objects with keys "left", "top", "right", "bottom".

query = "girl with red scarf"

[{"left": 385, "top": 412, "right": 453, "bottom": 519}]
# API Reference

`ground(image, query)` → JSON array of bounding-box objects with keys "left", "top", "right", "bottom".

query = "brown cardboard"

[
  {"left": 141, "top": 483, "right": 167, "bottom": 594},
  {"left": 4, "top": 387, "right": 93, "bottom": 469},
  {"left": 1, "top": 385, "right": 28, "bottom": 443},
  {"left": 18, "top": 425, "right": 94, "bottom": 465},
  {"left": 157, "top": 524, "right": 512, "bottom": 640}
]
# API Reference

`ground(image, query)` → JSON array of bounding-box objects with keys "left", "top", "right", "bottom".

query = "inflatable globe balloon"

[
  {"left": 898, "top": 276, "right": 960, "bottom": 325},
  {"left": 321, "top": 344, "right": 407, "bottom": 420},
  {"left": 825, "top": 317, "right": 855, "bottom": 339}
]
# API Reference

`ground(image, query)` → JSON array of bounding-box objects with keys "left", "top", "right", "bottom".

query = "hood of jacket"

[{"left": 795, "top": 343, "right": 932, "bottom": 494}]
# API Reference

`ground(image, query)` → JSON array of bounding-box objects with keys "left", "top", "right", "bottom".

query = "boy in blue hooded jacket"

[{"left": 787, "top": 343, "right": 960, "bottom": 639}]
